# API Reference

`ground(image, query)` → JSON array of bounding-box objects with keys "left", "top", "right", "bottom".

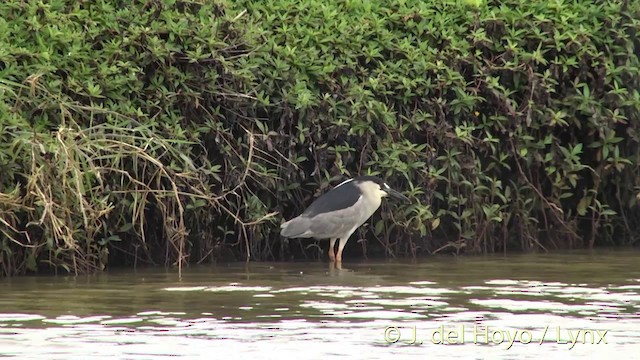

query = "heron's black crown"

[{"left": 350, "top": 175, "right": 387, "bottom": 186}]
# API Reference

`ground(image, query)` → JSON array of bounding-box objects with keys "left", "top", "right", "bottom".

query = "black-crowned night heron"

[{"left": 280, "top": 175, "right": 409, "bottom": 262}]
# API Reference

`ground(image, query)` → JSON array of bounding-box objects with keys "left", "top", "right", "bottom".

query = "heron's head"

[{"left": 346, "top": 175, "right": 410, "bottom": 202}]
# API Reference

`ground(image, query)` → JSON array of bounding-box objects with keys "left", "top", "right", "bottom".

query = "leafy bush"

[
  {"left": 1, "top": 0, "right": 639, "bottom": 275},
  {"left": 236, "top": 0, "right": 640, "bottom": 256},
  {"left": 0, "top": 0, "right": 277, "bottom": 275}
]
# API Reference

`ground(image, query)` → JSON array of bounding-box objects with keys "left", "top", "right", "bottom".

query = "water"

[{"left": 1, "top": 250, "right": 639, "bottom": 359}]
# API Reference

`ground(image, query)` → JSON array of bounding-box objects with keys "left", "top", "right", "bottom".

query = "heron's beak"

[{"left": 385, "top": 188, "right": 410, "bottom": 202}]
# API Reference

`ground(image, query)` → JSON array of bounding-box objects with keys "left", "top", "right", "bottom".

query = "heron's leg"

[
  {"left": 336, "top": 236, "right": 350, "bottom": 262},
  {"left": 328, "top": 238, "right": 337, "bottom": 262}
]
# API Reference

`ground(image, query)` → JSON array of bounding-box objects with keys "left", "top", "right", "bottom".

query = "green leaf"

[
  {"left": 374, "top": 220, "right": 385, "bottom": 236},
  {"left": 577, "top": 196, "right": 591, "bottom": 216},
  {"left": 519, "top": 147, "right": 528, "bottom": 157},
  {"left": 118, "top": 223, "right": 134, "bottom": 232}
]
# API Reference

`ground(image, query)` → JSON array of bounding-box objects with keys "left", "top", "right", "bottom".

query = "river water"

[{"left": 1, "top": 249, "right": 639, "bottom": 359}]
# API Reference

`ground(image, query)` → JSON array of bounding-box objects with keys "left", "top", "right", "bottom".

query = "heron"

[{"left": 280, "top": 175, "right": 409, "bottom": 262}]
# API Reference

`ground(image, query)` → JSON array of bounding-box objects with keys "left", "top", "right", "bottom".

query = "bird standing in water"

[{"left": 280, "top": 176, "right": 409, "bottom": 262}]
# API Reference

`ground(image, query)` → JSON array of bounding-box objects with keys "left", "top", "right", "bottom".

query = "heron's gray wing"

[{"left": 308, "top": 211, "right": 352, "bottom": 239}]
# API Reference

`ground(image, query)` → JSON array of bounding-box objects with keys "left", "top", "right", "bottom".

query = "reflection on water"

[{"left": 0, "top": 250, "right": 639, "bottom": 359}]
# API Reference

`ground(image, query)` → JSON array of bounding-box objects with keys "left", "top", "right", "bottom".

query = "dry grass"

[{"left": 1, "top": 117, "right": 278, "bottom": 276}]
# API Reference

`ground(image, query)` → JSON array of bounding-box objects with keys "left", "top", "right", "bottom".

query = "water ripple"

[{"left": 1, "top": 253, "right": 639, "bottom": 359}]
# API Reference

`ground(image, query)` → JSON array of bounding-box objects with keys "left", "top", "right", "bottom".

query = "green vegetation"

[{"left": 1, "top": 0, "right": 639, "bottom": 276}]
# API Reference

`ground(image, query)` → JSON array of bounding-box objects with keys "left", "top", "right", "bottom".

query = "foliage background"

[{"left": 1, "top": 0, "right": 639, "bottom": 276}]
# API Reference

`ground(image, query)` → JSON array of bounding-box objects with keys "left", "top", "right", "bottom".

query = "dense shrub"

[
  {"left": 237, "top": 0, "right": 640, "bottom": 255},
  {"left": 0, "top": 0, "right": 274, "bottom": 275},
  {"left": 1, "top": 0, "right": 639, "bottom": 275}
]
